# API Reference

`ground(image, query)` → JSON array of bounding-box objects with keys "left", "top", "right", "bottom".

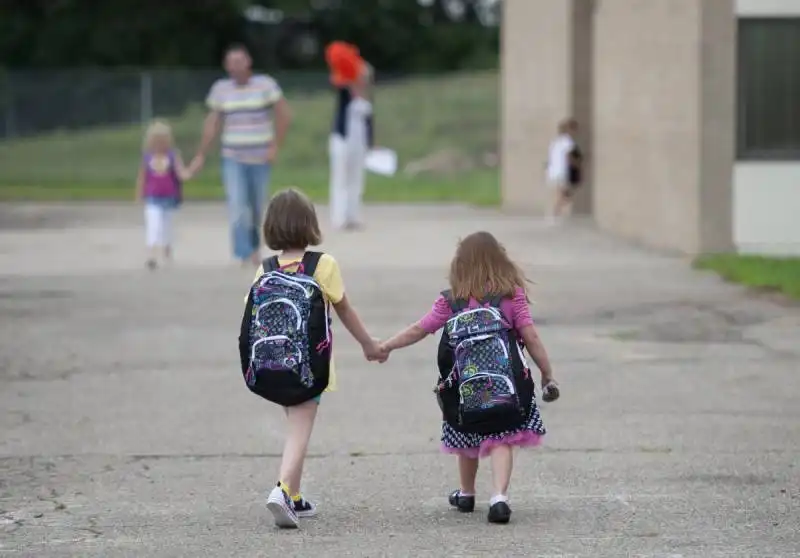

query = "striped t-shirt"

[{"left": 206, "top": 75, "right": 283, "bottom": 163}]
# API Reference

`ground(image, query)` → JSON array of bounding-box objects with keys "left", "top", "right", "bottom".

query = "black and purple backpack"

[
  {"left": 238, "top": 252, "right": 332, "bottom": 406},
  {"left": 434, "top": 291, "right": 534, "bottom": 434}
]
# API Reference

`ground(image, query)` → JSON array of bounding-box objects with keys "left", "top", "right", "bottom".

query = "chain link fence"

[
  {"left": 0, "top": 68, "right": 499, "bottom": 200},
  {"left": 0, "top": 69, "right": 336, "bottom": 139}
]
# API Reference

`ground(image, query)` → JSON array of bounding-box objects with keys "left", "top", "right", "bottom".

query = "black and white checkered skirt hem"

[{"left": 441, "top": 402, "right": 546, "bottom": 459}]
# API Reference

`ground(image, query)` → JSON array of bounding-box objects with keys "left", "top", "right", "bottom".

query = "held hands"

[
  {"left": 178, "top": 169, "right": 195, "bottom": 182},
  {"left": 187, "top": 154, "right": 206, "bottom": 176},
  {"left": 363, "top": 338, "right": 390, "bottom": 363}
]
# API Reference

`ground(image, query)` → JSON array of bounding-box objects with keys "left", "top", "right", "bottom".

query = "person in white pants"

[
  {"left": 144, "top": 202, "right": 175, "bottom": 255},
  {"left": 136, "top": 120, "right": 193, "bottom": 270},
  {"left": 329, "top": 63, "right": 374, "bottom": 230}
]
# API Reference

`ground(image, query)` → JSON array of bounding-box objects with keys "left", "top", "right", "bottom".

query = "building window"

[{"left": 737, "top": 18, "right": 800, "bottom": 160}]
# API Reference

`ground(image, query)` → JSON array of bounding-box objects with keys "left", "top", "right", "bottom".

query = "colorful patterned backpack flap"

[
  {"left": 241, "top": 251, "right": 331, "bottom": 406},
  {"left": 435, "top": 291, "right": 532, "bottom": 434}
]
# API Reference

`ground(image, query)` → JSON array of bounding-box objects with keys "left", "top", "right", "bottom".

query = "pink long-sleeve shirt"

[{"left": 418, "top": 287, "right": 534, "bottom": 335}]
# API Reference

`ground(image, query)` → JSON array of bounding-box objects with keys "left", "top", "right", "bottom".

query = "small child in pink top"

[{"left": 379, "top": 231, "right": 559, "bottom": 524}]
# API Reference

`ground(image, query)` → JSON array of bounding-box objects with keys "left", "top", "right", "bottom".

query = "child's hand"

[
  {"left": 188, "top": 154, "right": 205, "bottom": 175},
  {"left": 374, "top": 342, "right": 393, "bottom": 363},
  {"left": 363, "top": 338, "right": 388, "bottom": 363},
  {"left": 178, "top": 169, "right": 194, "bottom": 181},
  {"left": 541, "top": 377, "right": 560, "bottom": 403},
  {"left": 266, "top": 144, "right": 278, "bottom": 163}
]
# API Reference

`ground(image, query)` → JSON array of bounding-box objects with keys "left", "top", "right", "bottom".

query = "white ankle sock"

[{"left": 489, "top": 494, "right": 508, "bottom": 506}]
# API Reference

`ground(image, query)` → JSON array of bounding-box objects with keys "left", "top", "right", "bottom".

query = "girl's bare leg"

[
  {"left": 553, "top": 187, "right": 572, "bottom": 218},
  {"left": 458, "top": 455, "right": 479, "bottom": 495},
  {"left": 489, "top": 444, "right": 513, "bottom": 499},
  {"left": 279, "top": 399, "right": 318, "bottom": 496},
  {"left": 486, "top": 444, "right": 514, "bottom": 523},
  {"left": 550, "top": 189, "right": 562, "bottom": 219}
]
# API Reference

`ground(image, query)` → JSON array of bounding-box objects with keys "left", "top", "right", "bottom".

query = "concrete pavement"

[{"left": 1, "top": 203, "right": 798, "bottom": 557}]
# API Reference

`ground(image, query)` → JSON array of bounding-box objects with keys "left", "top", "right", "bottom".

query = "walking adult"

[
  {"left": 190, "top": 44, "right": 292, "bottom": 266},
  {"left": 325, "top": 41, "right": 375, "bottom": 231}
]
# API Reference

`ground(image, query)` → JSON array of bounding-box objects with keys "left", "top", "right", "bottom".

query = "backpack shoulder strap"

[
  {"left": 301, "top": 251, "right": 324, "bottom": 277},
  {"left": 441, "top": 289, "right": 468, "bottom": 312},
  {"left": 262, "top": 256, "right": 279, "bottom": 273},
  {"left": 169, "top": 150, "right": 181, "bottom": 179}
]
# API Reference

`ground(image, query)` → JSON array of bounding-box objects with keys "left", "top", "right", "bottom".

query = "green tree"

[
  {"left": 0, "top": 0, "right": 246, "bottom": 67},
  {"left": 0, "top": 0, "right": 499, "bottom": 72}
]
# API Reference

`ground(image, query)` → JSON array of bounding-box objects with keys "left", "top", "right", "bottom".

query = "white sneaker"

[{"left": 266, "top": 484, "right": 299, "bottom": 529}]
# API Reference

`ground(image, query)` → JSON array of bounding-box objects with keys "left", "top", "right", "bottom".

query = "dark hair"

[
  {"left": 559, "top": 117, "right": 578, "bottom": 133},
  {"left": 262, "top": 188, "right": 322, "bottom": 251},
  {"left": 224, "top": 43, "right": 250, "bottom": 56}
]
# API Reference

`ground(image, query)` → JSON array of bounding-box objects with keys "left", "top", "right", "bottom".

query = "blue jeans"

[{"left": 222, "top": 157, "right": 271, "bottom": 260}]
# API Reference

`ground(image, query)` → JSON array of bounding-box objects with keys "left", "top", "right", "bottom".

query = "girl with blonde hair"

[{"left": 135, "top": 120, "right": 193, "bottom": 269}]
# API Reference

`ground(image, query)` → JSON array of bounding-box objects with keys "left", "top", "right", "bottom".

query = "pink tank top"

[{"left": 142, "top": 151, "right": 181, "bottom": 199}]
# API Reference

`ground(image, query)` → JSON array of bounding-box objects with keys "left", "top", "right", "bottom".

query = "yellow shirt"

[{"left": 248, "top": 253, "right": 344, "bottom": 392}]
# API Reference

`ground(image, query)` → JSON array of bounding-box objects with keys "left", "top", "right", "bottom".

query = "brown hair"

[
  {"left": 262, "top": 188, "right": 322, "bottom": 251},
  {"left": 448, "top": 231, "right": 531, "bottom": 302},
  {"left": 558, "top": 117, "right": 578, "bottom": 134}
]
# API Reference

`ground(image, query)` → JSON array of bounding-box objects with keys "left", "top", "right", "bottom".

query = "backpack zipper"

[
  {"left": 255, "top": 298, "right": 302, "bottom": 330},
  {"left": 458, "top": 372, "right": 517, "bottom": 404},
  {"left": 250, "top": 335, "right": 302, "bottom": 365},
  {"left": 454, "top": 333, "right": 509, "bottom": 360},
  {"left": 446, "top": 306, "right": 504, "bottom": 331},
  {"left": 258, "top": 271, "right": 332, "bottom": 351}
]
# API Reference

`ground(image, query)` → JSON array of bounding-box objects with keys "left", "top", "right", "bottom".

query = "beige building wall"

[
  {"left": 500, "top": 0, "right": 573, "bottom": 214},
  {"left": 501, "top": 0, "right": 735, "bottom": 254}
]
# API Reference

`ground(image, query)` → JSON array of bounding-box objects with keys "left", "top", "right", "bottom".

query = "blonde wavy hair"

[{"left": 143, "top": 119, "right": 174, "bottom": 152}]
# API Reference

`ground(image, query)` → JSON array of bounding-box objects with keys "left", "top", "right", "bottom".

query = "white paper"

[{"left": 365, "top": 148, "right": 398, "bottom": 177}]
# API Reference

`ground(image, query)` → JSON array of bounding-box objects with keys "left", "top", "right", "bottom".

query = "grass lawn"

[
  {"left": 694, "top": 254, "right": 800, "bottom": 299},
  {"left": 0, "top": 71, "right": 500, "bottom": 205}
]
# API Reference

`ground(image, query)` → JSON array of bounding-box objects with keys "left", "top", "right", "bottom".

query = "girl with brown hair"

[{"left": 241, "top": 188, "right": 385, "bottom": 528}]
